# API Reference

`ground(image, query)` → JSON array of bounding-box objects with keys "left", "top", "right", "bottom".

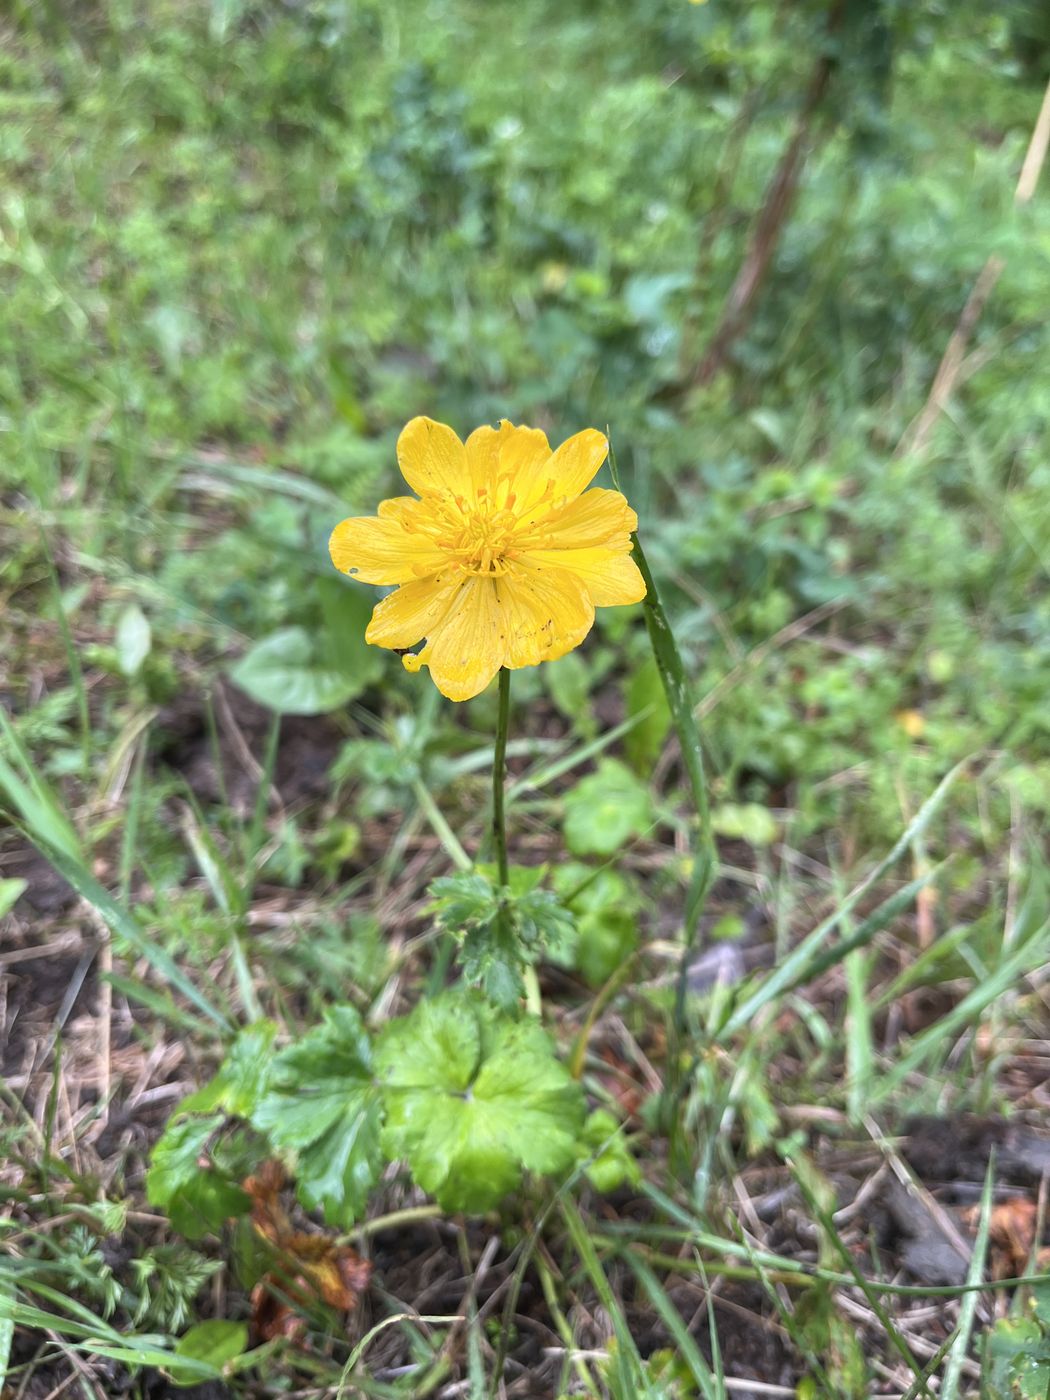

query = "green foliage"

[
  {"left": 114, "top": 603, "right": 152, "bottom": 678},
  {"left": 146, "top": 1115, "right": 252, "bottom": 1241},
  {"left": 376, "top": 992, "right": 585, "bottom": 1211},
  {"left": 563, "top": 759, "right": 655, "bottom": 857},
  {"left": 181, "top": 1021, "right": 277, "bottom": 1117},
  {"left": 577, "top": 1109, "right": 641, "bottom": 1194},
  {"left": 251, "top": 1006, "right": 383, "bottom": 1226},
  {"left": 794, "top": 1283, "right": 869, "bottom": 1399},
  {"left": 983, "top": 1287, "right": 1050, "bottom": 1399},
  {"left": 551, "top": 863, "right": 640, "bottom": 986},
  {"left": 173, "top": 1319, "right": 248, "bottom": 1380},
  {"left": 230, "top": 613, "right": 381, "bottom": 716},
  {"left": 6, "top": 0, "right": 1050, "bottom": 1391},
  {"left": 430, "top": 866, "right": 575, "bottom": 1007},
  {"left": 624, "top": 656, "right": 672, "bottom": 774}
]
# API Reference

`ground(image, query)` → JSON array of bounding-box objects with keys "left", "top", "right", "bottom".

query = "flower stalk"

[{"left": 492, "top": 667, "right": 511, "bottom": 892}]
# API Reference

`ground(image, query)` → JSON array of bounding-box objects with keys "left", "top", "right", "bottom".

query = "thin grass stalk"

[{"left": 608, "top": 448, "right": 715, "bottom": 1059}]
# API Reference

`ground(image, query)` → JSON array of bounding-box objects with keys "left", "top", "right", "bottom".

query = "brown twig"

[
  {"left": 897, "top": 74, "right": 1050, "bottom": 457},
  {"left": 695, "top": 2, "right": 843, "bottom": 385}
]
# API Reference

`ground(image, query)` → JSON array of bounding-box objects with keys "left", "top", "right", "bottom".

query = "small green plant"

[
  {"left": 984, "top": 1286, "right": 1050, "bottom": 1399},
  {"left": 149, "top": 992, "right": 586, "bottom": 1228}
]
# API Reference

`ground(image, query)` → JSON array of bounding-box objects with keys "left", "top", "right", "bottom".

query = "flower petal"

[
  {"left": 397, "top": 417, "right": 471, "bottom": 499},
  {"left": 495, "top": 420, "right": 551, "bottom": 497},
  {"left": 517, "top": 428, "right": 608, "bottom": 514},
  {"left": 329, "top": 515, "right": 446, "bottom": 585},
  {"left": 464, "top": 425, "right": 499, "bottom": 503},
  {"left": 524, "top": 547, "right": 647, "bottom": 607},
  {"left": 412, "top": 577, "right": 506, "bottom": 702},
  {"left": 365, "top": 574, "right": 460, "bottom": 648},
  {"left": 497, "top": 560, "right": 594, "bottom": 668},
  {"left": 520, "top": 487, "right": 636, "bottom": 549}
]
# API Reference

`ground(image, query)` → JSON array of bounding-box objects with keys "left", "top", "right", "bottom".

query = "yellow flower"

[{"left": 329, "top": 417, "right": 646, "bottom": 701}]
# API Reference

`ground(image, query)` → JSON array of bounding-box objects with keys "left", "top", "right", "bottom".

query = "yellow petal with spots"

[
  {"left": 415, "top": 577, "right": 506, "bottom": 702},
  {"left": 329, "top": 515, "right": 445, "bottom": 585},
  {"left": 496, "top": 561, "right": 594, "bottom": 669},
  {"left": 365, "top": 575, "right": 459, "bottom": 648}
]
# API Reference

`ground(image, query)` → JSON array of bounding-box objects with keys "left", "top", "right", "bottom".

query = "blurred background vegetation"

[
  {"left": 3, "top": 0, "right": 1050, "bottom": 1394},
  {"left": 4, "top": 0, "right": 1048, "bottom": 841}
]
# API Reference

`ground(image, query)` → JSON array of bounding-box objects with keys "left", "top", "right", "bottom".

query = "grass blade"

[
  {"left": 941, "top": 1155, "right": 994, "bottom": 1400},
  {"left": 31, "top": 835, "right": 232, "bottom": 1034},
  {"left": 623, "top": 1251, "right": 719, "bottom": 1399},
  {"left": 719, "top": 761, "right": 968, "bottom": 1039}
]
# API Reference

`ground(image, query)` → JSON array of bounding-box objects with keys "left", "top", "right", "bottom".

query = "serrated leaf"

[
  {"left": 229, "top": 626, "right": 379, "bottom": 716},
  {"left": 147, "top": 1115, "right": 251, "bottom": 1240},
  {"left": 181, "top": 1021, "right": 277, "bottom": 1118},
  {"left": 251, "top": 1005, "right": 382, "bottom": 1226},
  {"left": 563, "top": 758, "right": 654, "bottom": 857},
  {"left": 376, "top": 992, "right": 584, "bottom": 1212},
  {"left": 115, "top": 603, "right": 152, "bottom": 678}
]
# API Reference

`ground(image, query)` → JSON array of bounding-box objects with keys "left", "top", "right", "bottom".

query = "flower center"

[{"left": 441, "top": 505, "right": 521, "bottom": 575}]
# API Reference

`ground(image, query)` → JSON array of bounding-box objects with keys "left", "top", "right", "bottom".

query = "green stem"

[
  {"left": 493, "top": 667, "right": 511, "bottom": 890},
  {"left": 608, "top": 447, "right": 715, "bottom": 1140},
  {"left": 492, "top": 668, "right": 540, "bottom": 1014}
]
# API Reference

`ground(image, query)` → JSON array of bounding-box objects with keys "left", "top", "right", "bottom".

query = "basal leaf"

[
  {"left": 147, "top": 1115, "right": 251, "bottom": 1241},
  {"left": 563, "top": 758, "right": 654, "bottom": 857},
  {"left": 376, "top": 992, "right": 584, "bottom": 1212},
  {"left": 115, "top": 603, "right": 152, "bottom": 678},
  {"left": 251, "top": 1005, "right": 382, "bottom": 1226},
  {"left": 173, "top": 1319, "right": 248, "bottom": 1373},
  {"left": 181, "top": 1021, "right": 277, "bottom": 1118},
  {"left": 229, "top": 626, "right": 379, "bottom": 716}
]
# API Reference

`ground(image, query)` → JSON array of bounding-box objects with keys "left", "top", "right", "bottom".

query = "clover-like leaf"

[
  {"left": 251, "top": 1005, "right": 382, "bottom": 1226},
  {"left": 376, "top": 992, "right": 585, "bottom": 1212},
  {"left": 562, "top": 758, "right": 654, "bottom": 857}
]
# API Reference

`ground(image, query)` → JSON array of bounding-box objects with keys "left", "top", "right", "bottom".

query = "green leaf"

[
  {"left": 545, "top": 652, "right": 594, "bottom": 734},
  {"left": 552, "top": 864, "right": 638, "bottom": 986},
  {"left": 563, "top": 758, "right": 654, "bottom": 857},
  {"left": 251, "top": 1005, "right": 382, "bottom": 1226},
  {"left": 712, "top": 802, "right": 778, "bottom": 847},
  {"left": 182, "top": 1021, "right": 278, "bottom": 1118},
  {"left": 431, "top": 869, "right": 576, "bottom": 1008},
  {"left": 115, "top": 603, "right": 152, "bottom": 678},
  {"left": 171, "top": 1320, "right": 247, "bottom": 1385},
  {"left": 376, "top": 992, "right": 585, "bottom": 1212},
  {"left": 229, "top": 626, "right": 380, "bottom": 716},
  {"left": 624, "top": 656, "right": 671, "bottom": 774},
  {"left": 0, "top": 878, "right": 27, "bottom": 918},
  {"left": 578, "top": 1109, "right": 641, "bottom": 1194},
  {"left": 146, "top": 1115, "right": 251, "bottom": 1240}
]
